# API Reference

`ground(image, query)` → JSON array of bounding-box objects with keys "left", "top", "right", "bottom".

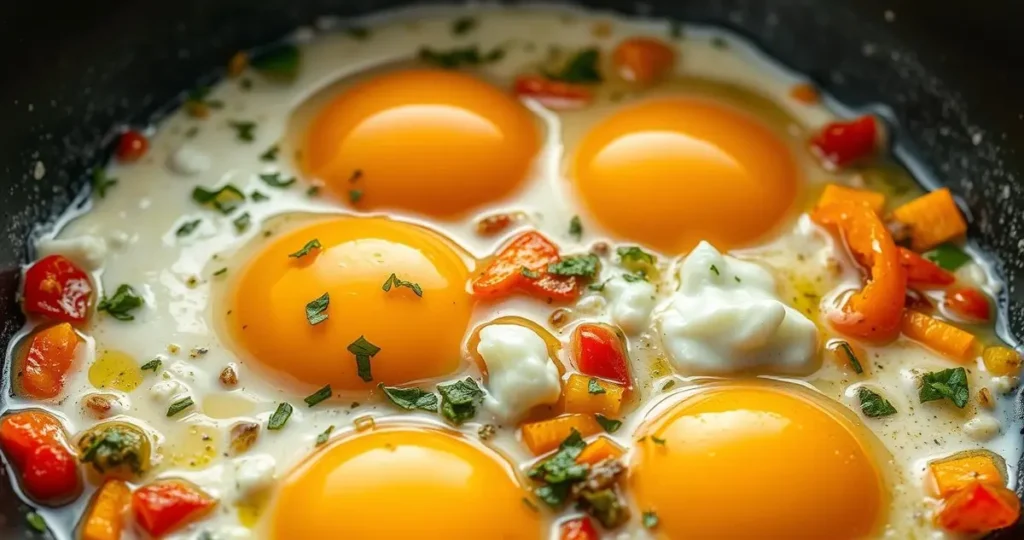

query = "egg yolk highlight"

[
  {"left": 631, "top": 384, "right": 887, "bottom": 539},
  {"left": 303, "top": 69, "right": 540, "bottom": 217},
  {"left": 573, "top": 98, "right": 799, "bottom": 253},
  {"left": 228, "top": 216, "right": 473, "bottom": 391},
  {"left": 270, "top": 426, "right": 541, "bottom": 538}
]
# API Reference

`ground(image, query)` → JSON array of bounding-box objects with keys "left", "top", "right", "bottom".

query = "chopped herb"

[
  {"left": 305, "top": 292, "right": 330, "bottom": 325},
  {"left": 260, "top": 145, "right": 279, "bottom": 162},
  {"left": 595, "top": 414, "right": 622, "bottom": 433},
  {"left": 622, "top": 272, "right": 647, "bottom": 283},
  {"left": 529, "top": 429, "right": 588, "bottom": 506},
  {"left": 547, "top": 254, "right": 599, "bottom": 278},
  {"left": 233, "top": 212, "right": 251, "bottom": 233},
  {"left": 419, "top": 45, "right": 505, "bottom": 68},
  {"left": 306, "top": 185, "right": 321, "bottom": 197},
  {"left": 91, "top": 168, "right": 118, "bottom": 198},
  {"left": 836, "top": 341, "right": 864, "bottom": 374},
  {"left": 140, "top": 359, "right": 162, "bottom": 372},
  {"left": 213, "top": 267, "right": 228, "bottom": 277},
  {"left": 250, "top": 190, "right": 270, "bottom": 202},
  {"left": 858, "top": 387, "right": 897, "bottom": 418},
  {"left": 167, "top": 396, "right": 194, "bottom": 417},
  {"left": 192, "top": 184, "right": 246, "bottom": 214},
  {"left": 617, "top": 246, "right": 655, "bottom": 265},
  {"left": 228, "top": 120, "right": 257, "bottom": 142},
  {"left": 175, "top": 219, "right": 202, "bottom": 237},
  {"left": 925, "top": 243, "right": 971, "bottom": 271},
  {"left": 734, "top": 276, "right": 742, "bottom": 283},
  {"left": 348, "top": 169, "right": 363, "bottom": 183},
  {"left": 346, "top": 26, "right": 371, "bottom": 40},
  {"left": 920, "top": 367, "right": 970, "bottom": 408},
  {"left": 545, "top": 48, "right": 602, "bottom": 84},
  {"left": 98, "top": 284, "right": 144, "bottom": 321},
  {"left": 315, "top": 425, "right": 334, "bottom": 446},
  {"left": 77, "top": 423, "right": 148, "bottom": 476},
  {"left": 709, "top": 264, "right": 720, "bottom": 276},
  {"left": 710, "top": 36, "right": 728, "bottom": 49},
  {"left": 289, "top": 239, "right": 322, "bottom": 259},
  {"left": 521, "top": 267, "right": 540, "bottom": 279},
  {"left": 569, "top": 215, "right": 583, "bottom": 240},
  {"left": 452, "top": 16, "right": 477, "bottom": 35},
  {"left": 379, "top": 384, "right": 439, "bottom": 412},
  {"left": 588, "top": 281, "right": 606, "bottom": 292},
  {"left": 348, "top": 336, "right": 381, "bottom": 382},
  {"left": 643, "top": 510, "right": 660, "bottom": 529},
  {"left": 348, "top": 189, "right": 363, "bottom": 204},
  {"left": 251, "top": 44, "right": 301, "bottom": 79},
  {"left": 650, "top": 436, "right": 666, "bottom": 446},
  {"left": 267, "top": 402, "right": 293, "bottom": 430},
  {"left": 259, "top": 172, "right": 296, "bottom": 188},
  {"left": 588, "top": 378, "right": 606, "bottom": 395},
  {"left": 382, "top": 273, "right": 423, "bottom": 297},
  {"left": 26, "top": 511, "right": 46, "bottom": 533},
  {"left": 662, "top": 380, "right": 676, "bottom": 391},
  {"left": 304, "top": 384, "right": 332, "bottom": 407},
  {"left": 437, "top": 377, "right": 484, "bottom": 425}
]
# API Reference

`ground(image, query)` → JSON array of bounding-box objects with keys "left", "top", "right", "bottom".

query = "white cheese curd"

[
  {"left": 167, "top": 143, "right": 212, "bottom": 176},
  {"left": 963, "top": 414, "right": 1001, "bottom": 442},
  {"left": 476, "top": 324, "right": 561, "bottom": 422},
  {"left": 231, "top": 453, "right": 277, "bottom": 504},
  {"left": 654, "top": 241, "right": 818, "bottom": 374},
  {"left": 601, "top": 276, "right": 657, "bottom": 335},
  {"left": 148, "top": 379, "right": 188, "bottom": 403},
  {"left": 991, "top": 376, "right": 1020, "bottom": 395},
  {"left": 35, "top": 235, "right": 108, "bottom": 270}
]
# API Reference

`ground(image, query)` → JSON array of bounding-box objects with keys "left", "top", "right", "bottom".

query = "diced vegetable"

[
  {"left": 572, "top": 323, "right": 632, "bottom": 388},
  {"left": 944, "top": 287, "right": 990, "bottom": 323},
  {"left": 80, "top": 480, "right": 131, "bottom": 540},
  {"left": 563, "top": 374, "right": 625, "bottom": 416},
  {"left": 576, "top": 435, "right": 625, "bottom": 466},
  {"left": 612, "top": 37, "right": 675, "bottom": 84},
  {"left": 0, "top": 411, "right": 65, "bottom": 468},
  {"left": 514, "top": 75, "right": 593, "bottom": 110},
  {"left": 76, "top": 421, "right": 152, "bottom": 480},
  {"left": 17, "top": 323, "right": 80, "bottom": 399},
  {"left": 901, "top": 310, "right": 978, "bottom": 362},
  {"left": 810, "top": 115, "right": 878, "bottom": 168},
  {"left": 982, "top": 346, "right": 1022, "bottom": 377},
  {"left": 132, "top": 479, "right": 216, "bottom": 537},
  {"left": 521, "top": 414, "right": 602, "bottom": 455},
  {"left": 560, "top": 516, "right": 600, "bottom": 540},
  {"left": 935, "top": 482, "right": 1020, "bottom": 534},
  {"left": 22, "top": 255, "right": 94, "bottom": 323},
  {"left": 789, "top": 83, "right": 819, "bottom": 104},
  {"left": 471, "top": 231, "right": 585, "bottom": 302},
  {"left": 114, "top": 130, "right": 149, "bottom": 163},
  {"left": 924, "top": 243, "right": 971, "bottom": 272},
  {"left": 816, "top": 184, "right": 885, "bottom": 215},
  {"left": 812, "top": 201, "right": 906, "bottom": 342},
  {"left": 899, "top": 248, "right": 955, "bottom": 288},
  {"left": 891, "top": 188, "right": 967, "bottom": 251},
  {"left": 929, "top": 452, "right": 1005, "bottom": 498},
  {"left": 0, "top": 410, "right": 82, "bottom": 505}
]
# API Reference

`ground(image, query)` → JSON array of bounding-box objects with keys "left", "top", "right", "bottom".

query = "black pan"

[{"left": 2, "top": 0, "right": 1023, "bottom": 537}]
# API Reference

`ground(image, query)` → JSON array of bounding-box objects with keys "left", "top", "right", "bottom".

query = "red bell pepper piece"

[
  {"left": 560, "top": 516, "right": 600, "bottom": 540},
  {"left": 18, "top": 323, "right": 80, "bottom": 399},
  {"left": 0, "top": 410, "right": 82, "bottom": 505},
  {"left": 899, "top": 248, "right": 955, "bottom": 288},
  {"left": 115, "top": 129, "right": 149, "bottom": 163},
  {"left": 23, "top": 255, "right": 93, "bottom": 323},
  {"left": 514, "top": 75, "right": 593, "bottom": 110},
  {"left": 471, "top": 231, "right": 583, "bottom": 302},
  {"left": 935, "top": 482, "right": 1020, "bottom": 534},
  {"left": 572, "top": 323, "right": 631, "bottom": 389},
  {"left": 812, "top": 201, "right": 906, "bottom": 342},
  {"left": 132, "top": 479, "right": 217, "bottom": 537},
  {"left": 810, "top": 115, "right": 878, "bottom": 168},
  {"left": 944, "top": 287, "right": 990, "bottom": 323}
]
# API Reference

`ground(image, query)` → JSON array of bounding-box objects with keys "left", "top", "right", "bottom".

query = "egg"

[{"left": 474, "top": 323, "right": 562, "bottom": 422}]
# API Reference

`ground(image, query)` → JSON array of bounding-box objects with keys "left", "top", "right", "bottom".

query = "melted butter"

[
  {"left": 88, "top": 350, "right": 143, "bottom": 392},
  {"left": 202, "top": 392, "right": 258, "bottom": 419}
]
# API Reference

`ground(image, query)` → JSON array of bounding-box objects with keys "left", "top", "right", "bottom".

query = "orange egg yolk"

[
  {"left": 228, "top": 216, "right": 473, "bottom": 392},
  {"left": 573, "top": 98, "right": 800, "bottom": 253},
  {"left": 631, "top": 384, "right": 887, "bottom": 539},
  {"left": 303, "top": 69, "right": 540, "bottom": 218},
  {"left": 270, "top": 426, "right": 541, "bottom": 538}
]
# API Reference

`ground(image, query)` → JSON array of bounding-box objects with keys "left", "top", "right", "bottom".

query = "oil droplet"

[
  {"left": 203, "top": 392, "right": 258, "bottom": 419},
  {"left": 88, "top": 350, "right": 143, "bottom": 392},
  {"left": 162, "top": 421, "right": 220, "bottom": 470}
]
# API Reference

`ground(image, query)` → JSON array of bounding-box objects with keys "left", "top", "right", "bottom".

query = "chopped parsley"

[
  {"left": 232, "top": 212, "right": 251, "bottom": 233},
  {"left": 548, "top": 254, "right": 599, "bottom": 278},
  {"left": 167, "top": 396, "right": 194, "bottom": 417},
  {"left": 289, "top": 239, "right": 322, "bottom": 259},
  {"left": 91, "top": 168, "right": 118, "bottom": 198},
  {"left": 662, "top": 380, "right": 676, "bottom": 391},
  {"left": 250, "top": 190, "right": 270, "bottom": 202},
  {"left": 521, "top": 267, "right": 540, "bottom": 279},
  {"left": 925, "top": 243, "right": 971, "bottom": 272},
  {"left": 267, "top": 402, "right": 293, "bottom": 430},
  {"left": 569, "top": 215, "right": 583, "bottom": 240},
  {"left": 379, "top": 384, "right": 439, "bottom": 412},
  {"left": 835, "top": 341, "right": 864, "bottom": 374},
  {"left": 382, "top": 273, "right": 423, "bottom": 297},
  {"left": 260, "top": 145, "right": 279, "bottom": 162},
  {"left": 437, "top": 377, "right": 484, "bottom": 425},
  {"left": 78, "top": 423, "right": 147, "bottom": 475},
  {"left": 858, "top": 388, "right": 897, "bottom": 418},
  {"left": 348, "top": 336, "right": 381, "bottom": 382},
  {"left": 228, "top": 120, "right": 257, "bottom": 142},
  {"left": 650, "top": 436, "right": 666, "bottom": 446},
  {"left": 140, "top": 359, "right": 162, "bottom": 372},
  {"left": 452, "top": 16, "right": 477, "bottom": 35},
  {"left": 213, "top": 268, "right": 228, "bottom": 277},
  {"left": 709, "top": 264, "right": 720, "bottom": 276},
  {"left": 192, "top": 184, "right": 246, "bottom": 214},
  {"left": 545, "top": 48, "right": 602, "bottom": 84},
  {"left": 251, "top": 43, "right": 301, "bottom": 79},
  {"left": 529, "top": 429, "right": 588, "bottom": 506},
  {"left": 315, "top": 425, "right": 334, "bottom": 446},
  {"left": 622, "top": 272, "right": 647, "bottom": 283},
  {"left": 920, "top": 367, "right": 970, "bottom": 408},
  {"left": 259, "top": 172, "right": 296, "bottom": 188},
  {"left": 175, "top": 219, "right": 202, "bottom": 237},
  {"left": 617, "top": 246, "right": 655, "bottom": 266},
  {"left": 419, "top": 45, "right": 505, "bottom": 68},
  {"left": 304, "top": 384, "right": 332, "bottom": 407},
  {"left": 26, "top": 512, "right": 46, "bottom": 533},
  {"left": 305, "top": 292, "right": 330, "bottom": 325},
  {"left": 588, "top": 378, "right": 606, "bottom": 395},
  {"left": 595, "top": 414, "right": 622, "bottom": 433},
  {"left": 642, "top": 510, "right": 660, "bottom": 529},
  {"left": 98, "top": 284, "right": 144, "bottom": 321},
  {"left": 306, "top": 185, "right": 321, "bottom": 197}
]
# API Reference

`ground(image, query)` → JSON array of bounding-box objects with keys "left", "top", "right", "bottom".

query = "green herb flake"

[
  {"left": 192, "top": 184, "right": 246, "bottom": 214},
  {"left": 175, "top": 219, "right": 202, "bottom": 237},
  {"left": 858, "top": 387, "right": 897, "bottom": 418},
  {"left": 305, "top": 292, "right": 330, "bottom": 325},
  {"left": 228, "top": 120, "right": 257, "bottom": 142},
  {"left": 588, "top": 378, "right": 606, "bottom": 395},
  {"left": 595, "top": 414, "right": 622, "bottom": 433},
  {"left": 251, "top": 44, "right": 301, "bottom": 79},
  {"left": 233, "top": 212, "right": 252, "bottom": 233},
  {"left": 289, "top": 238, "right": 322, "bottom": 259},
  {"left": 98, "top": 284, "right": 144, "bottom": 321},
  {"left": 569, "top": 215, "right": 583, "bottom": 240},
  {"left": 925, "top": 243, "right": 972, "bottom": 272},
  {"left": 26, "top": 512, "right": 47, "bottom": 533},
  {"left": 452, "top": 16, "right": 477, "bottom": 35},
  {"left": 379, "top": 384, "right": 439, "bottom": 412},
  {"left": 306, "top": 185, "right": 321, "bottom": 197},
  {"left": 213, "top": 267, "right": 228, "bottom": 277},
  {"left": 437, "top": 377, "right": 484, "bottom": 425},
  {"left": 920, "top": 367, "right": 970, "bottom": 408},
  {"left": 348, "top": 336, "right": 382, "bottom": 382},
  {"left": 349, "top": 189, "right": 363, "bottom": 204},
  {"left": 91, "top": 168, "right": 118, "bottom": 198},
  {"left": 528, "top": 429, "right": 588, "bottom": 506},
  {"left": 521, "top": 267, "right": 540, "bottom": 279},
  {"left": 547, "top": 254, "right": 600, "bottom": 278},
  {"left": 650, "top": 435, "right": 666, "bottom": 446},
  {"left": 267, "top": 402, "right": 293, "bottom": 430},
  {"left": 166, "top": 396, "right": 194, "bottom": 417},
  {"left": 545, "top": 48, "right": 602, "bottom": 84},
  {"left": 710, "top": 264, "right": 720, "bottom": 276},
  {"left": 419, "top": 45, "right": 505, "bottom": 69},
  {"left": 260, "top": 145, "right": 279, "bottom": 162},
  {"left": 382, "top": 273, "right": 423, "bottom": 297},
  {"left": 836, "top": 341, "right": 864, "bottom": 374},
  {"left": 662, "top": 380, "right": 676, "bottom": 391},
  {"left": 622, "top": 272, "right": 647, "bottom": 283},
  {"left": 304, "top": 384, "right": 332, "bottom": 407},
  {"left": 251, "top": 190, "right": 270, "bottom": 202},
  {"left": 259, "top": 172, "right": 296, "bottom": 188},
  {"left": 346, "top": 26, "right": 371, "bottom": 40},
  {"left": 643, "top": 510, "right": 660, "bottom": 529},
  {"left": 140, "top": 359, "right": 162, "bottom": 372},
  {"left": 617, "top": 246, "right": 655, "bottom": 265},
  {"left": 315, "top": 425, "right": 334, "bottom": 446}
]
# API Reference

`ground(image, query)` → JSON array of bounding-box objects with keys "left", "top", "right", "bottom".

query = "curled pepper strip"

[
  {"left": 471, "top": 231, "right": 582, "bottom": 302},
  {"left": 812, "top": 201, "right": 906, "bottom": 342}
]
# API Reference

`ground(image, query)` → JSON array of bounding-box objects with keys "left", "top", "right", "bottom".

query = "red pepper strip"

[
  {"left": 810, "top": 115, "right": 878, "bottom": 168},
  {"left": 514, "top": 75, "right": 593, "bottom": 110},
  {"left": 944, "top": 287, "right": 990, "bottom": 323},
  {"left": 812, "top": 201, "right": 906, "bottom": 342},
  {"left": 471, "top": 231, "right": 582, "bottom": 302},
  {"left": 23, "top": 255, "right": 93, "bottom": 323},
  {"left": 899, "top": 247, "right": 955, "bottom": 288},
  {"left": 935, "top": 482, "right": 1020, "bottom": 534},
  {"left": 560, "top": 516, "right": 600, "bottom": 540},
  {"left": 132, "top": 479, "right": 217, "bottom": 537},
  {"left": 0, "top": 410, "right": 82, "bottom": 505},
  {"left": 572, "top": 323, "right": 632, "bottom": 389}
]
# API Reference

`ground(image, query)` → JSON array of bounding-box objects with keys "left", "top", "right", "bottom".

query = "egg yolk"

[
  {"left": 270, "top": 426, "right": 541, "bottom": 538},
  {"left": 631, "top": 384, "right": 887, "bottom": 539},
  {"left": 228, "top": 216, "right": 473, "bottom": 391},
  {"left": 303, "top": 69, "right": 540, "bottom": 218},
  {"left": 572, "top": 98, "right": 800, "bottom": 253}
]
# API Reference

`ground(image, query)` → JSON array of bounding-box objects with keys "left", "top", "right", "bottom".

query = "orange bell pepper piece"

[
  {"left": 935, "top": 482, "right": 1020, "bottom": 534},
  {"left": 17, "top": 323, "right": 80, "bottom": 399},
  {"left": 812, "top": 201, "right": 906, "bottom": 342},
  {"left": 81, "top": 480, "right": 131, "bottom": 540},
  {"left": 816, "top": 184, "right": 885, "bottom": 215},
  {"left": 132, "top": 479, "right": 216, "bottom": 537},
  {"left": 471, "top": 231, "right": 583, "bottom": 302},
  {"left": 563, "top": 374, "right": 625, "bottom": 416},
  {"left": 576, "top": 435, "right": 625, "bottom": 466},
  {"left": 902, "top": 310, "right": 978, "bottom": 362},
  {"left": 929, "top": 453, "right": 1005, "bottom": 498},
  {"left": 521, "top": 414, "right": 602, "bottom": 455},
  {"left": 612, "top": 37, "right": 676, "bottom": 84},
  {"left": 0, "top": 410, "right": 82, "bottom": 505},
  {"left": 892, "top": 188, "right": 968, "bottom": 251}
]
